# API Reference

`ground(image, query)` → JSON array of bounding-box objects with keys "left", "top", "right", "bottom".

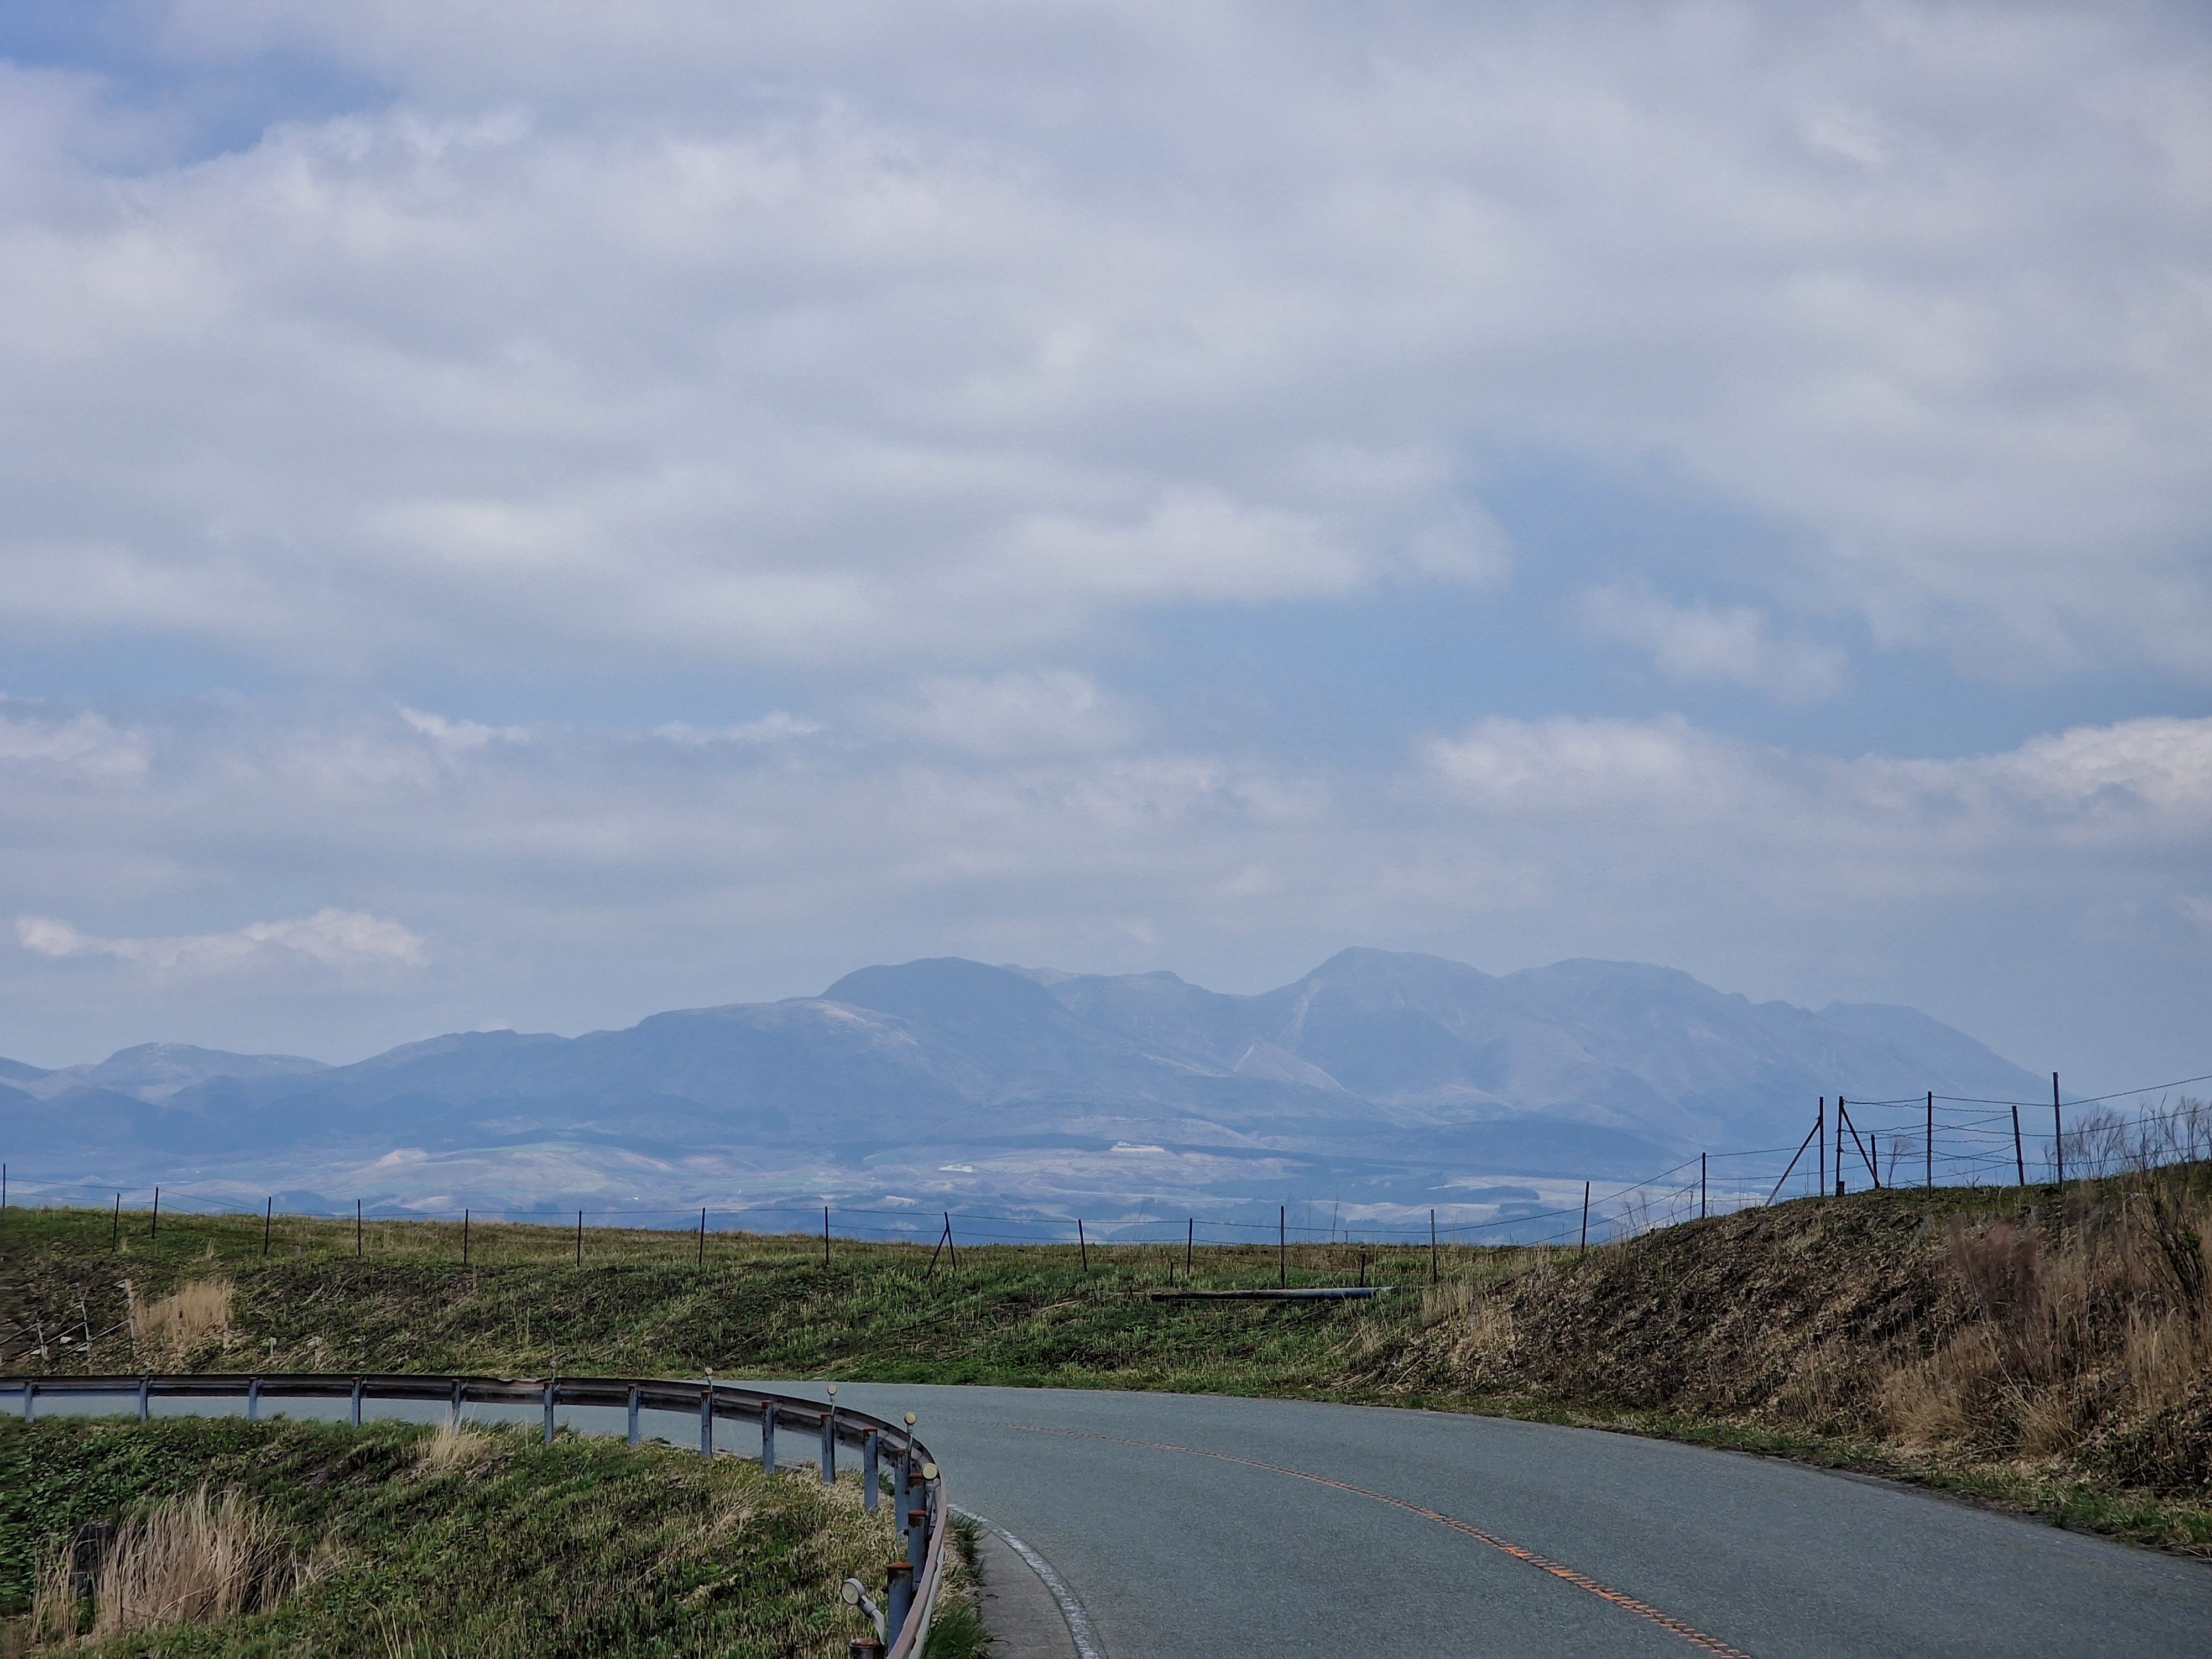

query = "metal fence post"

[
  {"left": 1580, "top": 1182, "right": 1590, "bottom": 1250},
  {"left": 1430, "top": 1209, "right": 1438, "bottom": 1284},
  {"left": 863, "top": 1430, "right": 880, "bottom": 1512},
  {"left": 1927, "top": 1092, "right": 1934, "bottom": 1190},
  {"left": 2054, "top": 1073, "right": 2065, "bottom": 1185},
  {"left": 761, "top": 1401, "right": 777, "bottom": 1472},
  {"left": 2012, "top": 1104, "right": 2026, "bottom": 1187},
  {"left": 1186, "top": 1217, "right": 1193, "bottom": 1280},
  {"left": 263, "top": 1197, "right": 272, "bottom": 1258},
  {"left": 627, "top": 1385, "right": 641, "bottom": 1448},
  {"left": 1279, "top": 1206, "right": 1286, "bottom": 1286}
]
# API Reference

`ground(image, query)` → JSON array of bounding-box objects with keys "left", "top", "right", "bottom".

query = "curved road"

[{"left": 775, "top": 1383, "right": 2212, "bottom": 1658}]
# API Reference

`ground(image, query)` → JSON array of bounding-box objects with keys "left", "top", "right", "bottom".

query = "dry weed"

[
  {"left": 414, "top": 1420, "right": 503, "bottom": 1478},
  {"left": 136, "top": 1279, "right": 234, "bottom": 1363},
  {"left": 1420, "top": 1280, "right": 1475, "bottom": 1327},
  {"left": 37, "top": 1486, "right": 319, "bottom": 1644}
]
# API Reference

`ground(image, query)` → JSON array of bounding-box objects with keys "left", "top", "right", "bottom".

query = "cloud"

[
  {"left": 0, "top": 5, "right": 2202, "bottom": 680},
  {"left": 0, "top": 706, "right": 149, "bottom": 779},
  {"left": 1575, "top": 584, "right": 1848, "bottom": 702},
  {"left": 397, "top": 705, "right": 529, "bottom": 751},
  {"left": 870, "top": 671, "right": 1141, "bottom": 759},
  {"left": 14, "top": 908, "right": 429, "bottom": 975},
  {"left": 653, "top": 713, "right": 823, "bottom": 745}
]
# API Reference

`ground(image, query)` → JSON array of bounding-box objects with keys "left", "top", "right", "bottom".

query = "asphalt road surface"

[{"left": 773, "top": 1383, "right": 2212, "bottom": 1659}]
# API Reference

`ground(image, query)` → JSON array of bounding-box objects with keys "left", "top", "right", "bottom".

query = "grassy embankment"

[
  {"left": 0, "top": 1413, "right": 893, "bottom": 1656},
  {"left": 5, "top": 1165, "right": 2211, "bottom": 1555}
]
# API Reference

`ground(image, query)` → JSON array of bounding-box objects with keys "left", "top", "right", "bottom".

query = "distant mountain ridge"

[{"left": 0, "top": 950, "right": 2045, "bottom": 1215}]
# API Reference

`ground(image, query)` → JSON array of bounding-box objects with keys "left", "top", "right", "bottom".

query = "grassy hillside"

[
  {"left": 5, "top": 1168, "right": 2209, "bottom": 1554},
  {"left": 0, "top": 1415, "right": 893, "bottom": 1656}
]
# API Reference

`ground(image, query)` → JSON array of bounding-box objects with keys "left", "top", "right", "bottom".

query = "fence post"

[
  {"left": 1078, "top": 1219, "right": 1088, "bottom": 1273},
  {"left": 823, "top": 1207, "right": 831, "bottom": 1270},
  {"left": 263, "top": 1197, "right": 272, "bottom": 1257},
  {"left": 1580, "top": 1182, "right": 1590, "bottom": 1251},
  {"left": 1186, "top": 1217, "right": 1193, "bottom": 1279},
  {"left": 576, "top": 1211, "right": 583, "bottom": 1268},
  {"left": 1700, "top": 1154, "right": 1707, "bottom": 1220},
  {"left": 1430, "top": 1209, "right": 1438, "bottom": 1284},
  {"left": 1279, "top": 1206, "right": 1286, "bottom": 1286},
  {"left": 462, "top": 1209, "right": 469, "bottom": 1267},
  {"left": 2012, "top": 1104, "right": 2026, "bottom": 1187},
  {"left": 112, "top": 1194, "right": 120, "bottom": 1248},
  {"left": 1924, "top": 1093, "right": 1933, "bottom": 1190},
  {"left": 1816, "top": 1101, "right": 1825, "bottom": 1195},
  {"left": 356, "top": 1199, "right": 362, "bottom": 1259},
  {"left": 863, "top": 1429, "right": 880, "bottom": 1511},
  {"left": 698, "top": 1207, "right": 706, "bottom": 1270},
  {"left": 2054, "top": 1073, "right": 2064, "bottom": 1185},
  {"left": 152, "top": 1186, "right": 159, "bottom": 1238}
]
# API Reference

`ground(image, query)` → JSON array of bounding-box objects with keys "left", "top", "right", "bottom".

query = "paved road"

[{"left": 773, "top": 1383, "right": 2212, "bottom": 1659}]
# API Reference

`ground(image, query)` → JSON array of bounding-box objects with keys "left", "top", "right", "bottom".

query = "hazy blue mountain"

[{"left": 0, "top": 950, "right": 2048, "bottom": 1217}]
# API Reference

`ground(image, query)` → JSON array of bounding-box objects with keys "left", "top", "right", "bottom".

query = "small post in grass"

[
  {"left": 263, "top": 1197, "right": 272, "bottom": 1257},
  {"left": 355, "top": 1199, "right": 362, "bottom": 1259},
  {"left": 576, "top": 1211, "right": 583, "bottom": 1268},
  {"left": 112, "top": 1193, "right": 120, "bottom": 1248},
  {"left": 462, "top": 1209, "right": 469, "bottom": 1268},
  {"left": 1279, "top": 1205, "right": 1286, "bottom": 1287},
  {"left": 698, "top": 1207, "right": 706, "bottom": 1269},
  {"left": 823, "top": 1206, "right": 831, "bottom": 1270},
  {"left": 1186, "top": 1217, "right": 1193, "bottom": 1280},
  {"left": 1580, "top": 1182, "right": 1590, "bottom": 1251},
  {"left": 1927, "top": 1092, "right": 1934, "bottom": 1190},
  {"left": 2012, "top": 1103, "right": 2026, "bottom": 1187},
  {"left": 151, "top": 1186, "right": 159, "bottom": 1238},
  {"left": 2053, "top": 1073, "right": 2065, "bottom": 1186},
  {"left": 1430, "top": 1208, "right": 1438, "bottom": 1285},
  {"left": 1078, "top": 1218, "right": 1088, "bottom": 1273}
]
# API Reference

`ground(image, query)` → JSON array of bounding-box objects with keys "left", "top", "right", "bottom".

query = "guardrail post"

[
  {"left": 350, "top": 1376, "right": 363, "bottom": 1428},
  {"left": 627, "top": 1385, "right": 641, "bottom": 1448},
  {"left": 544, "top": 1379, "right": 557, "bottom": 1446},
  {"left": 904, "top": 1464, "right": 928, "bottom": 1580},
  {"left": 138, "top": 1377, "right": 150, "bottom": 1425},
  {"left": 700, "top": 1389, "right": 714, "bottom": 1459},
  {"left": 761, "top": 1401, "right": 777, "bottom": 1472},
  {"left": 884, "top": 1561, "right": 914, "bottom": 1641},
  {"left": 248, "top": 1377, "right": 261, "bottom": 1423},
  {"left": 862, "top": 1430, "right": 880, "bottom": 1512},
  {"left": 821, "top": 1396, "right": 837, "bottom": 1484},
  {"left": 450, "top": 1380, "right": 462, "bottom": 1430},
  {"left": 23, "top": 1383, "right": 34, "bottom": 1422}
]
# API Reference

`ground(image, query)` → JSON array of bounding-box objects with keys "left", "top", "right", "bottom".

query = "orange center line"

[{"left": 951, "top": 1417, "right": 1756, "bottom": 1658}]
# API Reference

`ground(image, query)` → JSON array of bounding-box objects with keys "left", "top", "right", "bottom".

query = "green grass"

[
  {"left": 0, "top": 1414, "right": 894, "bottom": 1657},
  {"left": 7, "top": 1188, "right": 2211, "bottom": 1562}
]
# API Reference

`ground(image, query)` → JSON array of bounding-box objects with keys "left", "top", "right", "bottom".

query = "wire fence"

[{"left": 2, "top": 1070, "right": 2205, "bottom": 1265}]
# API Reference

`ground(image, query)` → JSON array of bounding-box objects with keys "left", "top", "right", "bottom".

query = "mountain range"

[{"left": 0, "top": 949, "right": 2045, "bottom": 1228}]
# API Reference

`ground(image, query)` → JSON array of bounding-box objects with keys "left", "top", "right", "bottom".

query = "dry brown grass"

[
  {"left": 134, "top": 1279, "right": 234, "bottom": 1364},
  {"left": 23, "top": 1485, "right": 320, "bottom": 1647},
  {"left": 413, "top": 1420, "right": 504, "bottom": 1478}
]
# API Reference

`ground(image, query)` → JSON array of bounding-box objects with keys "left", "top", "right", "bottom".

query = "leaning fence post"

[
  {"left": 1078, "top": 1219, "right": 1088, "bottom": 1273},
  {"left": 152, "top": 1186, "right": 159, "bottom": 1238},
  {"left": 2012, "top": 1104, "right": 2026, "bottom": 1187},
  {"left": 1580, "top": 1183, "right": 1590, "bottom": 1251},
  {"left": 263, "top": 1197, "right": 272, "bottom": 1258}
]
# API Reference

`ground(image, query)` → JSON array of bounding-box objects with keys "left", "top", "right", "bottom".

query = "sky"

[{"left": 0, "top": 1, "right": 2206, "bottom": 1092}]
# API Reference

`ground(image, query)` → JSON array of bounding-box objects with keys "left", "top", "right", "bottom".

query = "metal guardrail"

[{"left": 4, "top": 1372, "right": 945, "bottom": 1658}]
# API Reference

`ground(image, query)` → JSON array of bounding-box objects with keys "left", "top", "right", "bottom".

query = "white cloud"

[
  {"left": 397, "top": 705, "right": 528, "bottom": 750},
  {"left": 653, "top": 713, "right": 823, "bottom": 745},
  {"left": 0, "top": 5, "right": 2201, "bottom": 677},
  {"left": 870, "top": 671, "right": 1140, "bottom": 760},
  {"left": 0, "top": 706, "right": 149, "bottom": 779},
  {"left": 1576, "top": 584, "right": 1848, "bottom": 702},
  {"left": 14, "top": 907, "right": 429, "bottom": 975}
]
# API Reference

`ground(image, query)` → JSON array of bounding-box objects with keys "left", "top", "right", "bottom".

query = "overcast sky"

[{"left": 1, "top": 1, "right": 2206, "bottom": 1091}]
